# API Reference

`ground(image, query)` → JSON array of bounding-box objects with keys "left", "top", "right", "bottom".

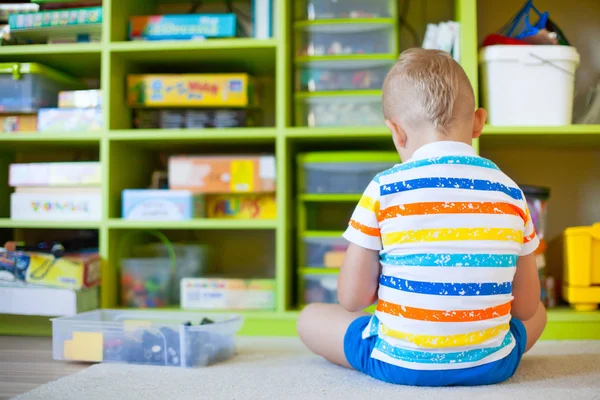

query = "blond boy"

[{"left": 297, "top": 48, "right": 546, "bottom": 386}]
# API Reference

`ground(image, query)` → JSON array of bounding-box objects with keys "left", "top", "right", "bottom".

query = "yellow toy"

[
  {"left": 127, "top": 73, "right": 256, "bottom": 108},
  {"left": 563, "top": 223, "right": 600, "bottom": 311},
  {"left": 206, "top": 193, "right": 276, "bottom": 219}
]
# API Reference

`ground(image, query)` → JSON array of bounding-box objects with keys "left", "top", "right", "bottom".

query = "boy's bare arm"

[
  {"left": 338, "top": 243, "right": 380, "bottom": 312},
  {"left": 511, "top": 253, "right": 540, "bottom": 321}
]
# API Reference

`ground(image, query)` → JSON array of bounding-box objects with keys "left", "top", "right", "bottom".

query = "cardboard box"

[
  {"left": 129, "top": 14, "right": 236, "bottom": 41},
  {"left": 11, "top": 192, "right": 102, "bottom": 221},
  {"left": 58, "top": 89, "right": 102, "bottom": 108},
  {"left": 181, "top": 278, "right": 275, "bottom": 310},
  {"left": 169, "top": 155, "right": 276, "bottom": 194},
  {"left": 0, "top": 284, "right": 99, "bottom": 316},
  {"left": 38, "top": 108, "right": 103, "bottom": 132},
  {"left": 9, "top": 162, "right": 101, "bottom": 187},
  {"left": 206, "top": 193, "right": 276, "bottom": 219},
  {"left": 0, "top": 114, "right": 37, "bottom": 133},
  {"left": 0, "top": 251, "right": 100, "bottom": 290},
  {"left": 127, "top": 73, "right": 256, "bottom": 108},
  {"left": 9, "top": 6, "right": 102, "bottom": 30},
  {"left": 122, "top": 189, "right": 204, "bottom": 220}
]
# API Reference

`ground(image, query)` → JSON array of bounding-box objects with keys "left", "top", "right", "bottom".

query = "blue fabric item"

[
  {"left": 379, "top": 177, "right": 523, "bottom": 200},
  {"left": 344, "top": 316, "right": 528, "bottom": 387}
]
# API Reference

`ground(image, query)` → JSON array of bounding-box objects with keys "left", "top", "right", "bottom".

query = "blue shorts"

[{"left": 344, "top": 316, "right": 527, "bottom": 387}]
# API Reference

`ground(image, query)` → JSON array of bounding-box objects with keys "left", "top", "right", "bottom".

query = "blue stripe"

[
  {"left": 380, "top": 177, "right": 523, "bottom": 200},
  {"left": 380, "top": 253, "right": 517, "bottom": 268},
  {"left": 379, "top": 275, "right": 512, "bottom": 296},
  {"left": 374, "top": 332, "right": 513, "bottom": 364},
  {"left": 374, "top": 156, "right": 499, "bottom": 183}
]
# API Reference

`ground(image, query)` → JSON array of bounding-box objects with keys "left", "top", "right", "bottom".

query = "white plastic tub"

[
  {"left": 304, "top": 236, "right": 349, "bottom": 268},
  {"left": 479, "top": 45, "right": 580, "bottom": 126},
  {"left": 303, "top": 274, "right": 338, "bottom": 304},
  {"left": 52, "top": 309, "right": 243, "bottom": 367}
]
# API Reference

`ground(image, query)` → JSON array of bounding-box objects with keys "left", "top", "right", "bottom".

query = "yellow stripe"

[
  {"left": 380, "top": 323, "right": 510, "bottom": 348},
  {"left": 358, "top": 196, "right": 379, "bottom": 213},
  {"left": 382, "top": 228, "right": 523, "bottom": 246}
]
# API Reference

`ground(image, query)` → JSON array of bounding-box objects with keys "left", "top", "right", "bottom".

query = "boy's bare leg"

[
  {"left": 297, "top": 303, "right": 368, "bottom": 368},
  {"left": 521, "top": 301, "right": 547, "bottom": 352}
]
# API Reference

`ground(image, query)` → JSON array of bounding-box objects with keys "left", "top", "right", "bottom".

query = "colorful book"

[
  {"left": 129, "top": 14, "right": 236, "bottom": 41},
  {"left": 9, "top": 6, "right": 102, "bottom": 30},
  {"left": 9, "top": 162, "right": 101, "bottom": 187}
]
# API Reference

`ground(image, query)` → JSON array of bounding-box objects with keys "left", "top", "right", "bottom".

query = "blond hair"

[{"left": 382, "top": 48, "right": 475, "bottom": 133}]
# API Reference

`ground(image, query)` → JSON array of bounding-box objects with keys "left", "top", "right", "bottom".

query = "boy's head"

[{"left": 382, "top": 48, "right": 486, "bottom": 159}]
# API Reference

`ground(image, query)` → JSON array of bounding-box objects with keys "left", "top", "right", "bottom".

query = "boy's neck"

[{"left": 397, "top": 130, "right": 473, "bottom": 161}]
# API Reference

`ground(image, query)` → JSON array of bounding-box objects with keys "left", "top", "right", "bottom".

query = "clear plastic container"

[
  {"left": 303, "top": 274, "right": 338, "bottom": 304},
  {"left": 0, "top": 63, "right": 81, "bottom": 113},
  {"left": 296, "top": 22, "right": 395, "bottom": 57},
  {"left": 297, "top": 94, "right": 383, "bottom": 127},
  {"left": 134, "top": 243, "right": 209, "bottom": 304},
  {"left": 300, "top": 152, "right": 398, "bottom": 194},
  {"left": 297, "top": 0, "right": 393, "bottom": 20},
  {"left": 52, "top": 309, "right": 244, "bottom": 367},
  {"left": 297, "top": 59, "right": 394, "bottom": 92},
  {"left": 120, "top": 258, "right": 172, "bottom": 308},
  {"left": 304, "top": 237, "right": 348, "bottom": 268}
]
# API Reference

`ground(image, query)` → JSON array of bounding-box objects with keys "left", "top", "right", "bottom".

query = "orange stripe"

[
  {"left": 523, "top": 230, "right": 537, "bottom": 244},
  {"left": 377, "top": 202, "right": 527, "bottom": 223},
  {"left": 376, "top": 300, "right": 512, "bottom": 322},
  {"left": 349, "top": 219, "right": 380, "bottom": 237}
]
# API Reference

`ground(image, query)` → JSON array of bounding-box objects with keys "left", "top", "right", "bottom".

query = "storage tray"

[
  {"left": 296, "top": 93, "right": 383, "bottom": 127},
  {"left": 296, "top": 0, "right": 394, "bottom": 20},
  {"left": 303, "top": 274, "right": 338, "bottom": 304},
  {"left": 295, "top": 22, "right": 395, "bottom": 57},
  {"left": 297, "top": 59, "right": 394, "bottom": 92},
  {"left": 52, "top": 309, "right": 244, "bottom": 367},
  {"left": 299, "top": 152, "right": 399, "bottom": 194},
  {"left": 304, "top": 236, "right": 349, "bottom": 268}
]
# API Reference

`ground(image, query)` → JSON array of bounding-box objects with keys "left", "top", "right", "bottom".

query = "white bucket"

[{"left": 479, "top": 45, "right": 580, "bottom": 126}]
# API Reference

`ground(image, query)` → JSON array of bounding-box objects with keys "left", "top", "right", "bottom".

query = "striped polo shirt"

[{"left": 343, "top": 141, "right": 539, "bottom": 371}]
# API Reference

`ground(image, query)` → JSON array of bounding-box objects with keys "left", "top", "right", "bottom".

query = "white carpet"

[{"left": 15, "top": 338, "right": 600, "bottom": 400}]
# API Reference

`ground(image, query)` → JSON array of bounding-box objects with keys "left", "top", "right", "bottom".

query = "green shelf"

[
  {"left": 0, "top": 133, "right": 102, "bottom": 150},
  {"left": 299, "top": 268, "right": 340, "bottom": 275},
  {"left": 286, "top": 127, "right": 390, "bottom": 139},
  {"left": 0, "top": 219, "right": 101, "bottom": 229},
  {"left": 108, "top": 128, "right": 277, "bottom": 144},
  {"left": 303, "top": 230, "right": 344, "bottom": 238},
  {"left": 294, "top": 18, "right": 397, "bottom": 28},
  {"left": 481, "top": 125, "right": 600, "bottom": 148},
  {"left": 107, "top": 219, "right": 278, "bottom": 230}
]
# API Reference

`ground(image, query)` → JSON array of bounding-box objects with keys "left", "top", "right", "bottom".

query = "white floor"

[{"left": 15, "top": 338, "right": 600, "bottom": 400}]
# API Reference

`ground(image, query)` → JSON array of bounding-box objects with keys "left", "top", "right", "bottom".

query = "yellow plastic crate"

[{"left": 563, "top": 223, "right": 600, "bottom": 311}]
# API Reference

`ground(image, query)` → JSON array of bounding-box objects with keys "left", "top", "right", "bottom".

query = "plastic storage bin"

[
  {"left": 479, "top": 45, "right": 580, "bottom": 126},
  {"left": 120, "top": 258, "right": 172, "bottom": 308},
  {"left": 134, "top": 243, "right": 209, "bottom": 304},
  {"left": 563, "top": 223, "right": 600, "bottom": 311},
  {"left": 296, "top": 22, "right": 395, "bottom": 57},
  {"left": 297, "top": 59, "right": 395, "bottom": 92},
  {"left": 304, "top": 236, "right": 349, "bottom": 268},
  {"left": 52, "top": 309, "right": 244, "bottom": 367},
  {"left": 296, "top": 0, "right": 394, "bottom": 20},
  {"left": 0, "top": 63, "right": 81, "bottom": 113},
  {"left": 296, "top": 94, "right": 383, "bottom": 127},
  {"left": 303, "top": 274, "right": 338, "bottom": 304},
  {"left": 300, "top": 152, "right": 399, "bottom": 194}
]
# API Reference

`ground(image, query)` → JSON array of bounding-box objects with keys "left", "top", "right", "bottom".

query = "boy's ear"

[
  {"left": 385, "top": 119, "right": 407, "bottom": 148},
  {"left": 472, "top": 108, "right": 487, "bottom": 139}
]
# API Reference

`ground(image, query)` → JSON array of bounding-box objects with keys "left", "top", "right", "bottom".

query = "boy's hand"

[
  {"left": 338, "top": 243, "right": 380, "bottom": 312},
  {"left": 511, "top": 253, "right": 541, "bottom": 321}
]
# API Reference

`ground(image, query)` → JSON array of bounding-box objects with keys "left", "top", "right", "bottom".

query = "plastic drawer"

[
  {"left": 303, "top": 274, "right": 338, "bottom": 304},
  {"left": 296, "top": 0, "right": 394, "bottom": 20},
  {"left": 52, "top": 309, "right": 243, "bottom": 367},
  {"left": 296, "top": 22, "right": 395, "bottom": 57},
  {"left": 297, "top": 59, "right": 394, "bottom": 92},
  {"left": 300, "top": 152, "right": 399, "bottom": 194},
  {"left": 304, "top": 236, "right": 349, "bottom": 268},
  {"left": 297, "top": 94, "right": 383, "bottom": 127},
  {"left": 0, "top": 63, "right": 81, "bottom": 113}
]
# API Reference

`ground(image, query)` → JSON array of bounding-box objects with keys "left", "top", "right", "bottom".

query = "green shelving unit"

[{"left": 0, "top": 0, "right": 599, "bottom": 339}]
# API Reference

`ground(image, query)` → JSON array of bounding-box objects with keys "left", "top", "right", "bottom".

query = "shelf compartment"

[
  {"left": 481, "top": 125, "right": 600, "bottom": 148},
  {"left": 110, "top": 39, "right": 278, "bottom": 75}
]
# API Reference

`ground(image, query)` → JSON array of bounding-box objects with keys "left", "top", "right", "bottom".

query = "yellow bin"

[{"left": 563, "top": 223, "right": 600, "bottom": 311}]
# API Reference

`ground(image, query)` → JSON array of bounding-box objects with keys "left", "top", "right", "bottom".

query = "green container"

[
  {"left": 295, "top": 91, "right": 384, "bottom": 127},
  {"left": 0, "top": 63, "right": 82, "bottom": 113}
]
